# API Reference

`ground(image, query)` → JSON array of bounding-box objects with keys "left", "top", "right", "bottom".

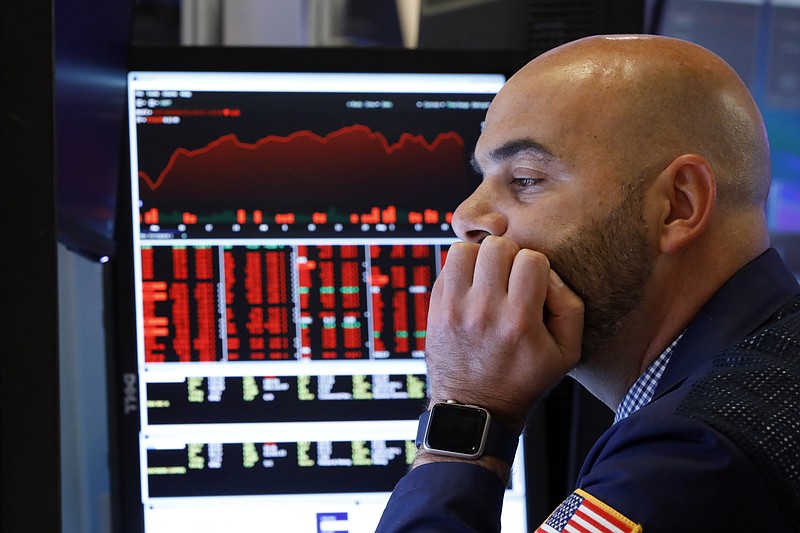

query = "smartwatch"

[{"left": 415, "top": 401, "right": 520, "bottom": 464}]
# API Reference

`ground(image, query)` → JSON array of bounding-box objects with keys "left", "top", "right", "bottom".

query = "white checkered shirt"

[{"left": 614, "top": 334, "right": 683, "bottom": 423}]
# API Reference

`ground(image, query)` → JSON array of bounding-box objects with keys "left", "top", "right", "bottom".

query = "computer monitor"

[{"left": 112, "top": 47, "right": 532, "bottom": 532}]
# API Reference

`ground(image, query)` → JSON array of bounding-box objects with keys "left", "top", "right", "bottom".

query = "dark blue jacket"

[{"left": 376, "top": 249, "right": 800, "bottom": 532}]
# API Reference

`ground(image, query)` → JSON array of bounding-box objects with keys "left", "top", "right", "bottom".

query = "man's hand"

[{"left": 424, "top": 236, "right": 584, "bottom": 433}]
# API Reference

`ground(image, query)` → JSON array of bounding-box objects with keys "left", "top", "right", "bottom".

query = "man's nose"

[{"left": 451, "top": 184, "right": 508, "bottom": 243}]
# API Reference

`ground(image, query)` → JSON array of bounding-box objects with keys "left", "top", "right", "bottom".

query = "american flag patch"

[{"left": 536, "top": 489, "right": 642, "bottom": 533}]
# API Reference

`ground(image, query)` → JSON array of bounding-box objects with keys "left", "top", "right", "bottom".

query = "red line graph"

[{"left": 139, "top": 124, "right": 464, "bottom": 191}]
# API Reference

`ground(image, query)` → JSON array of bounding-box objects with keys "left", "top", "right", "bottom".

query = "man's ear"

[{"left": 654, "top": 154, "right": 716, "bottom": 255}]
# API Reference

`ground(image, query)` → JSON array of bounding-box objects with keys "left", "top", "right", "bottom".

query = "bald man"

[{"left": 375, "top": 35, "right": 800, "bottom": 532}]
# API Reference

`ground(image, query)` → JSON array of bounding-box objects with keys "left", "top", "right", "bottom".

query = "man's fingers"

[
  {"left": 425, "top": 236, "right": 585, "bottom": 426},
  {"left": 507, "top": 248, "right": 550, "bottom": 323},
  {"left": 434, "top": 241, "right": 479, "bottom": 300},
  {"left": 545, "top": 269, "right": 584, "bottom": 369},
  {"left": 472, "top": 236, "right": 520, "bottom": 292}
]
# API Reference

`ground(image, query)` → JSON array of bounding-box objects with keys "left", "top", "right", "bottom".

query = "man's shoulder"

[
  {"left": 673, "top": 293, "right": 800, "bottom": 525},
  {"left": 577, "top": 295, "right": 800, "bottom": 529},
  {"left": 676, "top": 292, "right": 800, "bottom": 421}
]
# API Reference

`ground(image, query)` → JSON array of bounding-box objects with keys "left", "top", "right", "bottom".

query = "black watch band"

[{"left": 415, "top": 401, "right": 520, "bottom": 465}]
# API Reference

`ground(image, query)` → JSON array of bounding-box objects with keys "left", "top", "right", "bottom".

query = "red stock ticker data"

[
  {"left": 140, "top": 243, "right": 441, "bottom": 363},
  {"left": 297, "top": 244, "right": 368, "bottom": 360},
  {"left": 139, "top": 205, "right": 451, "bottom": 231},
  {"left": 141, "top": 246, "right": 220, "bottom": 362},
  {"left": 369, "top": 244, "right": 435, "bottom": 359},
  {"left": 224, "top": 246, "right": 294, "bottom": 361},
  {"left": 141, "top": 245, "right": 296, "bottom": 363}
]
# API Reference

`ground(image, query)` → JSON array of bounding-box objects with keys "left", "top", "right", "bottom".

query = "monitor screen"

[{"left": 117, "top": 50, "right": 531, "bottom": 532}]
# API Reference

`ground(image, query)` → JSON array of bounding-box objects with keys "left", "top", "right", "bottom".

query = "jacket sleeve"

[{"left": 374, "top": 462, "right": 507, "bottom": 533}]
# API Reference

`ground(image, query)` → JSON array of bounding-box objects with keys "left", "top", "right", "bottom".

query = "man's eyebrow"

[{"left": 471, "top": 138, "right": 556, "bottom": 174}]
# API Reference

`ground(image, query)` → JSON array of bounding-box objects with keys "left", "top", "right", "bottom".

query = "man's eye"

[{"left": 512, "top": 177, "right": 542, "bottom": 188}]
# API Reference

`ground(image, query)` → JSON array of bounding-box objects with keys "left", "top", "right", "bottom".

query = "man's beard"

[{"left": 546, "top": 183, "right": 653, "bottom": 363}]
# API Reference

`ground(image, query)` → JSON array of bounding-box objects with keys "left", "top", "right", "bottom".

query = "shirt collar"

[{"left": 614, "top": 334, "right": 683, "bottom": 423}]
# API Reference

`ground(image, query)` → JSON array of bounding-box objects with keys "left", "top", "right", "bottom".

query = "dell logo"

[{"left": 123, "top": 373, "right": 138, "bottom": 415}]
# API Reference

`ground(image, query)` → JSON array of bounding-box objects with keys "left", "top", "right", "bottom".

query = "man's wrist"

[{"left": 412, "top": 448, "right": 512, "bottom": 486}]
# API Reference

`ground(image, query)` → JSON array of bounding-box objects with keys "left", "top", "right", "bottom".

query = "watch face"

[{"left": 425, "top": 403, "right": 489, "bottom": 456}]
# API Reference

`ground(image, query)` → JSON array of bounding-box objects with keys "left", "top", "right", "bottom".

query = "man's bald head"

[
  {"left": 494, "top": 34, "right": 771, "bottom": 212},
  {"left": 459, "top": 35, "right": 773, "bottom": 404}
]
